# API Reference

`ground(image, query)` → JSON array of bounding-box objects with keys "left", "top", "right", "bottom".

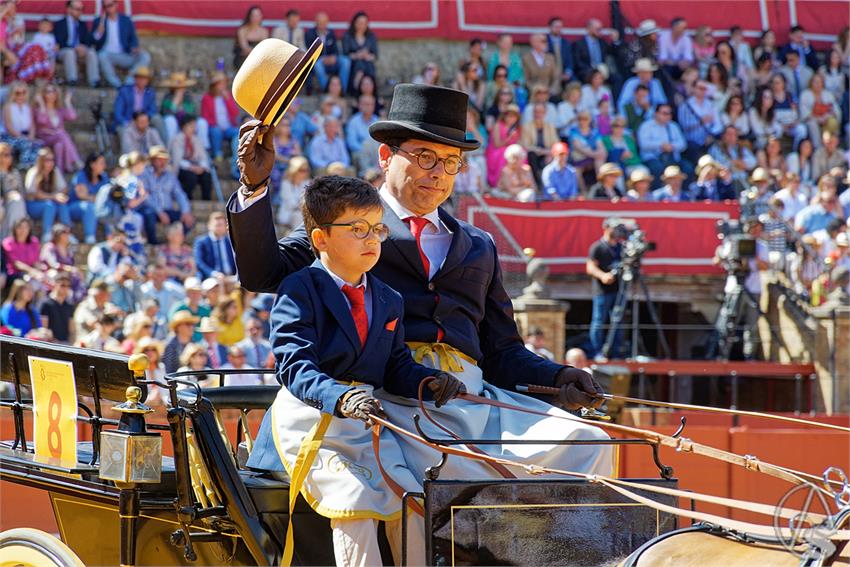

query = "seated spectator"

[
  {"left": 485, "top": 104, "right": 521, "bottom": 187},
  {"left": 748, "top": 87, "right": 783, "bottom": 150},
  {"left": 617, "top": 58, "right": 667, "bottom": 117},
  {"left": 782, "top": 50, "right": 815, "bottom": 101},
  {"left": 653, "top": 166, "right": 691, "bottom": 201},
  {"left": 141, "top": 259, "right": 184, "bottom": 316},
  {"left": 161, "top": 222, "right": 196, "bottom": 282},
  {"left": 542, "top": 142, "right": 579, "bottom": 200},
  {"left": 53, "top": 0, "right": 99, "bottom": 87},
  {"left": 269, "top": 117, "right": 302, "bottom": 195},
  {"left": 106, "top": 260, "right": 141, "bottom": 314},
  {"left": 486, "top": 84, "right": 516, "bottom": 132},
  {"left": 752, "top": 53, "right": 776, "bottom": 92},
  {"left": 220, "top": 345, "right": 264, "bottom": 385},
  {"left": 311, "top": 95, "right": 342, "bottom": 130},
  {"left": 708, "top": 125, "right": 756, "bottom": 188},
  {"left": 812, "top": 132, "right": 847, "bottom": 181},
  {"left": 307, "top": 116, "right": 350, "bottom": 173},
  {"left": 545, "top": 17, "right": 573, "bottom": 85},
  {"left": 86, "top": 229, "right": 132, "bottom": 283},
  {"left": 160, "top": 72, "right": 204, "bottom": 144},
  {"left": 134, "top": 337, "right": 166, "bottom": 402},
  {"left": 487, "top": 32, "right": 523, "bottom": 84},
  {"left": 522, "top": 84, "right": 558, "bottom": 125},
  {"left": 572, "top": 18, "right": 614, "bottom": 84},
  {"left": 306, "top": 11, "right": 351, "bottom": 93},
  {"left": 113, "top": 150, "right": 158, "bottom": 244},
  {"left": 194, "top": 212, "right": 235, "bottom": 280},
  {"left": 795, "top": 175, "right": 842, "bottom": 234},
  {"left": 72, "top": 278, "right": 119, "bottom": 337},
  {"left": 453, "top": 61, "right": 486, "bottom": 113},
  {"left": 579, "top": 69, "right": 613, "bottom": 115},
  {"left": 781, "top": 25, "right": 819, "bottom": 69},
  {"left": 76, "top": 312, "right": 121, "bottom": 351},
  {"left": 758, "top": 136, "right": 788, "bottom": 176},
  {"left": 623, "top": 84, "right": 654, "bottom": 135},
  {"left": 602, "top": 116, "right": 641, "bottom": 174},
  {"left": 568, "top": 111, "right": 607, "bottom": 185},
  {"left": 722, "top": 96, "right": 754, "bottom": 147},
  {"left": 521, "top": 102, "right": 559, "bottom": 188},
  {"left": 715, "top": 41, "right": 749, "bottom": 95},
  {"left": 120, "top": 313, "right": 152, "bottom": 355},
  {"left": 2, "top": 4, "right": 54, "bottom": 83},
  {"left": 522, "top": 34, "right": 559, "bottom": 97},
  {"left": 1, "top": 82, "right": 44, "bottom": 168},
  {"left": 169, "top": 277, "right": 208, "bottom": 339},
  {"left": 170, "top": 115, "right": 212, "bottom": 201},
  {"left": 821, "top": 49, "right": 846, "bottom": 100},
  {"left": 91, "top": 0, "right": 150, "bottom": 88},
  {"left": 40, "top": 223, "right": 84, "bottom": 301},
  {"left": 556, "top": 82, "right": 582, "bottom": 138},
  {"left": 68, "top": 153, "right": 105, "bottom": 244},
  {"left": 774, "top": 172, "right": 810, "bottom": 221},
  {"left": 0, "top": 143, "right": 26, "bottom": 239},
  {"left": 201, "top": 72, "right": 240, "bottom": 161},
  {"left": 198, "top": 317, "right": 227, "bottom": 370},
  {"left": 706, "top": 63, "right": 731, "bottom": 112},
  {"left": 625, "top": 167, "right": 655, "bottom": 201},
  {"left": 141, "top": 146, "right": 194, "bottom": 229},
  {"left": 177, "top": 343, "right": 214, "bottom": 386},
  {"left": 342, "top": 11, "right": 378, "bottom": 94},
  {"left": 121, "top": 111, "right": 163, "bottom": 156},
  {"left": 495, "top": 144, "right": 535, "bottom": 201},
  {"left": 324, "top": 75, "right": 351, "bottom": 121},
  {"left": 587, "top": 163, "right": 624, "bottom": 200},
  {"left": 801, "top": 74, "right": 841, "bottom": 146},
  {"left": 787, "top": 137, "right": 817, "bottom": 189},
  {"left": 277, "top": 156, "right": 311, "bottom": 227},
  {"left": 483, "top": 64, "right": 512, "bottom": 113},
  {"left": 741, "top": 167, "right": 773, "bottom": 218},
  {"left": 2, "top": 217, "right": 46, "bottom": 286},
  {"left": 25, "top": 147, "right": 70, "bottom": 241},
  {"left": 237, "top": 317, "right": 272, "bottom": 369},
  {"left": 40, "top": 272, "right": 76, "bottom": 344},
  {"left": 691, "top": 157, "right": 736, "bottom": 201},
  {"left": 626, "top": 20, "right": 660, "bottom": 72},
  {"left": 638, "top": 105, "right": 691, "bottom": 183},
  {"left": 346, "top": 95, "right": 378, "bottom": 174},
  {"left": 211, "top": 296, "right": 244, "bottom": 347},
  {"left": 412, "top": 61, "right": 442, "bottom": 86},
  {"left": 113, "top": 67, "right": 161, "bottom": 136},
  {"left": 1, "top": 279, "right": 41, "bottom": 337},
  {"left": 770, "top": 74, "right": 808, "bottom": 147},
  {"left": 233, "top": 5, "right": 268, "bottom": 70},
  {"left": 162, "top": 311, "right": 200, "bottom": 374},
  {"left": 678, "top": 79, "right": 721, "bottom": 157},
  {"left": 754, "top": 29, "right": 781, "bottom": 70},
  {"left": 657, "top": 17, "right": 694, "bottom": 79},
  {"left": 271, "top": 8, "right": 305, "bottom": 48},
  {"left": 33, "top": 84, "right": 81, "bottom": 173}
]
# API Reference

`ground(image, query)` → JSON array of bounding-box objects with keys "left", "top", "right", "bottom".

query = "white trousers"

[{"left": 330, "top": 515, "right": 426, "bottom": 567}]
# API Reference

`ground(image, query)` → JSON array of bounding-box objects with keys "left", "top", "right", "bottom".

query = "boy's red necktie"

[{"left": 341, "top": 284, "right": 368, "bottom": 347}]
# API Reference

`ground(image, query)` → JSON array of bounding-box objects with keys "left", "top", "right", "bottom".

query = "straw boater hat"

[
  {"left": 231, "top": 37, "right": 323, "bottom": 126},
  {"left": 628, "top": 167, "right": 654, "bottom": 188},
  {"left": 662, "top": 165, "right": 687, "bottom": 180},
  {"left": 160, "top": 71, "right": 196, "bottom": 89},
  {"left": 198, "top": 317, "right": 220, "bottom": 334},
  {"left": 696, "top": 155, "right": 718, "bottom": 176},
  {"left": 369, "top": 84, "right": 482, "bottom": 150},
  {"left": 133, "top": 66, "right": 152, "bottom": 78},
  {"left": 148, "top": 145, "right": 170, "bottom": 160},
  {"left": 636, "top": 19, "right": 659, "bottom": 37},
  {"left": 632, "top": 58, "right": 658, "bottom": 73},
  {"left": 597, "top": 162, "right": 623, "bottom": 179},
  {"left": 169, "top": 311, "right": 199, "bottom": 331},
  {"left": 749, "top": 167, "right": 770, "bottom": 183}
]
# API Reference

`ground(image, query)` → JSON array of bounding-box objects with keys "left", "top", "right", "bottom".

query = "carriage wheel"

[{"left": 0, "top": 528, "right": 85, "bottom": 567}]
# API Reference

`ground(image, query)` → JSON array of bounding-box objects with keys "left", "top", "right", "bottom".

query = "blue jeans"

[
  {"left": 209, "top": 126, "right": 240, "bottom": 159},
  {"left": 26, "top": 200, "right": 70, "bottom": 239},
  {"left": 589, "top": 292, "right": 620, "bottom": 358},
  {"left": 130, "top": 201, "right": 160, "bottom": 244},
  {"left": 312, "top": 55, "right": 351, "bottom": 92},
  {"left": 68, "top": 201, "right": 97, "bottom": 240}
]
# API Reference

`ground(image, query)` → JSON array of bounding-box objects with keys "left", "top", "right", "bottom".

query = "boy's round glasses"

[
  {"left": 321, "top": 220, "right": 390, "bottom": 241},
  {"left": 391, "top": 146, "right": 463, "bottom": 175}
]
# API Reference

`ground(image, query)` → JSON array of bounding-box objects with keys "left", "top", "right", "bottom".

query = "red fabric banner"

[{"left": 456, "top": 197, "right": 741, "bottom": 275}]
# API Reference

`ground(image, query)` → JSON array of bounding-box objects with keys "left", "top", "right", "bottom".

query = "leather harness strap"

[{"left": 371, "top": 423, "right": 425, "bottom": 517}]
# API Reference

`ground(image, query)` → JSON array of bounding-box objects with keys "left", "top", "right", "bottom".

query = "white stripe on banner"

[
  {"left": 758, "top": 0, "right": 770, "bottom": 31},
  {"left": 498, "top": 255, "right": 715, "bottom": 266},
  {"left": 788, "top": 0, "right": 798, "bottom": 27},
  {"left": 469, "top": 206, "right": 733, "bottom": 221}
]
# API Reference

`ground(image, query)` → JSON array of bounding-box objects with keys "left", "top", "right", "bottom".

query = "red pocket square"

[{"left": 385, "top": 318, "right": 398, "bottom": 331}]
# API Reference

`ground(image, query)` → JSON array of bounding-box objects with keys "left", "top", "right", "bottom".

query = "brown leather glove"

[
  {"left": 554, "top": 366, "right": 605, "bottom": 410},
  {"left": 237, "top": 119, "right": 276, "bottom": 191},
  {"left": 426, "top": 371, "right": 467, "bottom": 408},
  {"left": 337, "top": 389, "right": 386, "bottom": 423}
]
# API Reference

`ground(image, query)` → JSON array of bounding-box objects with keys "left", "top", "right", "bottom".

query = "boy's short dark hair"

[{"left": 302, "top": 175, "right": 383, "bottom": 256}]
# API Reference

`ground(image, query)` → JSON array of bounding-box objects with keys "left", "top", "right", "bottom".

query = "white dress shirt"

[{"left": 320, "top": 260, "right": 372, "bottom": 326}]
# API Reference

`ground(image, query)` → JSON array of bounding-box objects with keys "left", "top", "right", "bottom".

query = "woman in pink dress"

[
  {"left": 34, "top": 84, "right": 81, "bottom": 173},
  {"left": 485, "top": 104, "right": 521, "bottom": 188}
]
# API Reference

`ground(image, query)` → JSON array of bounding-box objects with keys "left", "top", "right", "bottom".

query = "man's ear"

[
  {"left": 378, "top": 144, "right": 393, "bottom": 171},
  {"left": 311, "top": 227, "right": 328, "bottom": 252}
]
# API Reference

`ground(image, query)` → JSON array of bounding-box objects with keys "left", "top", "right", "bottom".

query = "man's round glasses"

[
  {"left": 320, "top": 220, "right": 390, "bottom": 241},
  {"left": 391, "top": 146, "right": 463, "bottom": 175}
]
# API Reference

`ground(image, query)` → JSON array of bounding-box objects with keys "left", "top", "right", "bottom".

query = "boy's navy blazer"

[
  {"left": 271, "top": 259, "right": 432, "bottom": 414},
  {"left": 228, "top": 192, "right": 561, "bottom": 391}
]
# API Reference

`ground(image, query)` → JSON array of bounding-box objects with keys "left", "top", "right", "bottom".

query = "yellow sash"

[{"left": 406, "top": 341, "right": 477, "bottom": 373}]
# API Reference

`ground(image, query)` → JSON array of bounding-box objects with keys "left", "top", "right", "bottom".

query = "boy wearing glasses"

[{"left": 266, "top": 175, "right": 464, "bottom": 566}]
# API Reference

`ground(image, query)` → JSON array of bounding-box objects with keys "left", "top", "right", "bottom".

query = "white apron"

[
  {"left": 375, "top": 343, "right": 614, "bottom": 483},
  {"left": 270, "top": 383, "right": 422, "bottom": 521}
]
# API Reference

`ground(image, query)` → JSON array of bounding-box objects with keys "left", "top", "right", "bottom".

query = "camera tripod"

[{"left": 601, "top": 264, "right": 671, "bottom": 359}]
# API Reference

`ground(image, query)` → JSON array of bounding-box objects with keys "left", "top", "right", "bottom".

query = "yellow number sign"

[{"left": 28, "top": 356, "right": 78, "bottom": 464}]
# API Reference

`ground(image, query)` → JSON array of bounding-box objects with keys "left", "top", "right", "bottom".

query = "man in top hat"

[
  {"left": 228, "top": 83, "right": 612, "bottom": 540},
  {"left": 91, "top": 0, "right": 150, "bottom": 87},
  {"left": 617, "top": 57, "right": 667, "bottom": 117},
  {"left": 653, "top": 165, "right": 691, "bottom": 201}
]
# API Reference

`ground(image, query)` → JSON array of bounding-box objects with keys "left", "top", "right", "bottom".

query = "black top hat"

[{"left": 369, "top": 84, "right": 481, "bottom": 151}]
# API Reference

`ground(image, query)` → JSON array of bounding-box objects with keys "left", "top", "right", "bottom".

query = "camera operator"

[
  {"left": 713, "top": 219, "right": 769, "bottom": 360},
  {"left": 586, "top": 218, "right": 625, "bottom": 359}
]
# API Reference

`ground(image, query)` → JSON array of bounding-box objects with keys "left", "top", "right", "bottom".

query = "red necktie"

[
  {"left": 208, "top": 345, "right": 220, "bottom": 368},
  {"left": 406, "top": 217, "right": 432, "bottom": 277},
  {"left": 341, "top": 284, "right": 368, "bottom": 348}
]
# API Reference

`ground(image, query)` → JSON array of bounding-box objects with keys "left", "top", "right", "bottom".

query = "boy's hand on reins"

[
  {"left": 554, "top": 366, "right": 605, "bottom": 410},
  {"left": 426, "top": 371, "right": 467, "bottom": 408},
  {"left": 337, "top": 389, "right": 386, "bottom": 425}
]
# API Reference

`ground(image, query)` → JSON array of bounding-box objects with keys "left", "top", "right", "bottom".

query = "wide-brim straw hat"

[
  {"left": 198, "top": 317, "right": 220, "bottom": 334},
  {"left": 628, "top": 167, "right": 654, "bottom": 187},
  {"left": 662, "top": 165, "right": 687, "bottom": 180},
  {"left": 161, "top": 71, "right": 196, "bottom": 89},
  {"left": 597, "top": 162, "right": 623, "bottom": 178},
  {"left": 133, "top": 66, "right": 152, "bottom": 78},
  {"left": 369, "top": 84, "right": 482, "bottom": 151},
  {"left": 749, "top": 167, "right": 770, "bottom": 183},
  {"left": 232, "top": 37, "right": 323, "bottom": 127},
  {"left": 636, "top": 19, "right": 659, "bottom": 37},
  {"left": 632, "top": 58, "right": 658, "bottom": 73},
  {"left": 134, "top": 336, "right": 164, "bottom": 356},
  {"left": 169, "top": 311, "right": 199, "bottom": 330},
  {"left": 148, "top": 145, "right": 170, "bottom": 160}
]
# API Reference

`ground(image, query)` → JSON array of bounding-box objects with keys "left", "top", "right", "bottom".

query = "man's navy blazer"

[
  {"left": 112, "top": 85, "right": 158, "bottom": 127},
  {"left": 193, "top": 233, "right": 236, "bottom": 280},
  {"left": 227, "top": 192, "right": 562, "bottom": 391},
  {"left": 91, "top": 14, "right": 139, "bottom": 53},
  {"left": 53, "top": 16, "right": 93, "bottom": 49}
]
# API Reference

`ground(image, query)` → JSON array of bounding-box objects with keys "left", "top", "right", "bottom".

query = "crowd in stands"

[{"left": 1, "top": 1, "right": 849, "bottom": 378}]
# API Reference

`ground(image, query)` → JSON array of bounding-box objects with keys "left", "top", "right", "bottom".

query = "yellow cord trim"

[{"left": 406, "top": 341, "right": 477, "bottom": 372}]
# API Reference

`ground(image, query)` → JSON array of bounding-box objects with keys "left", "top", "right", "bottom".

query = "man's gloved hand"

[
  {"left": 554, "top": 366, "right": 605, "bottom": 410},
  {"left": 237, "top": 119, "right": 276, "bottom": 190},
  {"left": 426, "top": 371, "right": 467, "bottom": 408},
  {"left": 337, "top": 389, "right": 386, "bottom": 424}
]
